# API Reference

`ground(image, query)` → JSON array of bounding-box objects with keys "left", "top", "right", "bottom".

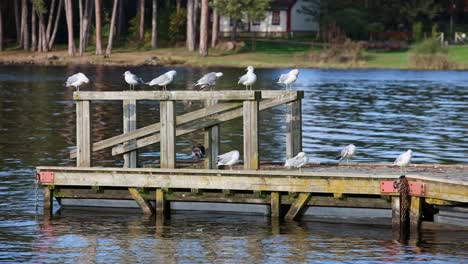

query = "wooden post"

[
  {"left": 410, "top": 197, "right": 422, "bottom": 232},
  {"left": 286, "top": 99, "right": 302, "bottom": 159},
  {"left": 156, "top": 188, "right": 167, "bottom": 217},
  {"left": 243, "top": 100, "right": 259, "bottom": 170},
  {"left": 284, "top": 193, "right": 311, "bottom": 221},
  {"left": 391, "top": 196, "right": 400, "bottom": 232},
  {"left": 76, "top": 100, "right": 92, "bottom": 167},
  {"left": 123, "top": 100, "right": 137, "bottom": 168},
  {"left": 43, "top": 187, "right": 53, "bottom": 217},
  {"left": 160, "top": 101, "right": 176, "bottom": 169},
  {"left": 204, "top": 99, "right": 220, "bottom": 169},
  {"left": 270, "top": 192, "right": 281, "bottom": 218}
]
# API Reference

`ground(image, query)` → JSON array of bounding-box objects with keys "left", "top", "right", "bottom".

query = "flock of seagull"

[{"left": 66, "top": 67, "right": 413, "bottom": 174}]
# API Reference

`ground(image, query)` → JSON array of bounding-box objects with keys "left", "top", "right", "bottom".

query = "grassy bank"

[{"left": 1, "top": 41, "right": 468, "bottom": 70}]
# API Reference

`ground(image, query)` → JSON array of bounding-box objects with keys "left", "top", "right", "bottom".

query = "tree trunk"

[
  {"left": 176, "top": 0, "right": 181, "bottom": 14},
  {"left": 49, "top": 0, "right": 63, "bottom": 50},
  {"left": 106, "top": 0, "right": 118, "bottom": 55},
  {"left": 31, "top": 3, "right": 36, "bottom": 52},
  {"left": 231, "top": 20, "right": 237, "bottom": 42},
  {"left": 211, "top": 8, "right": 218, "bottom": 48},
  {"left": 139, "top": 0, "right": 145, "bottom": 41},
  {"left": 117, "top": 0, "right": 124, "bottom": 37},
  {"left": 64, "top": 0, "right": 75, "bottom": 56},
  {"left": 79, "top": 0, "right": 84, "bottom": 55},
  {"left": 151, "top": 0, "right": 157, "bottom": 49},
  {"left": 193, "top": 0, "right": 198, "bottom": 44},
  {"left": 84, "top": 0, "right": 94, "bottom": 49},
  {"left": 21, "top": 0, "right": 29, "bottom": 50},
  {"left": 0, "top": 7, "right": 3, "bottom": 51},
  {"left": 45, "top": 0, "right": 56, "bottom": 45},
  {"left": 14, "top": 0, "right": 21, "bottom": 45},
  {"left": 94, "top": 0, "right": 102, "bottom": 55},
  {"left": 39, "top": 11, "right": 48, "bottom": 51},
  {"left": 186, "top": 0, "right": 194, "bottom": 51},
  {"left": 37, "top": 14, "right": 42, "bottom": 52},
  {"left": 199, "top": 0, "right": 208, "bottom": 56}
]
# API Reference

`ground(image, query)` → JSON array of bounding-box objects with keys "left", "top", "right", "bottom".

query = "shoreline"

[{"left": 1, "top": 48, "right": 467, "bottom": 70}]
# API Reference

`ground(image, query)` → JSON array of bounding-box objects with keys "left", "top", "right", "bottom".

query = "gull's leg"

[{"left": 299, "top": 167, "right": 303, "bottom": 173}]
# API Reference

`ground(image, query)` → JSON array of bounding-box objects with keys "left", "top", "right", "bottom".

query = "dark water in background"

[{"left": 0, "top": 65, "right": 467, "bottom": 262}]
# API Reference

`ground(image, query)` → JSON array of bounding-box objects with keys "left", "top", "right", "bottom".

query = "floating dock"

[{"left": 36, "top": 90, "right": 467, "bottom": 235}]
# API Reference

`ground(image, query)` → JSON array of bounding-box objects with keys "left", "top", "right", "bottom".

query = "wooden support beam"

[
  {"left": 76, "top": 100, "right": 92, "bottom": 167},
  {"left": 160, "top": 101, "right": 176, "bottom": 169},
  {"left": 284, "top": 192, "right": 311, "bottom": 221},
  {"left": 43, "top": 187, "right": 53, "bottom": 217},
  {"left": 243, "top": 100, "right": 259, "bottom": 170},
  {"left": 204, "top": 99, "right": 220, "bottom": 169},
  {"left": 111, "top": 93, "right": 298, "bottom": 156},
  {"left": 270, "top": 192, "right": 281, "bottom": 218},
  {"left": 286, "top": 99, "right": 302, "bottom": 159},
  {"left": 391, "top": 196, "right": 400, "bottom": 232},
  {"left": 410, "top": 196, "right": 423, "bottom": 232},
  {"left": 123, "top": 100, "right": 137, "bottom": 168},
  {"left": 155, "top": 188, "right": 167, "bottom": 217},
  {"left": 74, "top": 90, "right": 261, "bottom": 101},
  {"left": 128, "top": 188, "right": 154, "bottom": 215}
]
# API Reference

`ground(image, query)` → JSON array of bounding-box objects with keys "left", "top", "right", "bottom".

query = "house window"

[
  {"left": 272, "top": 11, "right": 280, "bottom": 25},
  {"left": 253, "top": 19, "right": 261, "bottom": 26}
]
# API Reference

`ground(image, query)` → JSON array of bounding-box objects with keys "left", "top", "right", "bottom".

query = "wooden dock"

[{"left": 35, "top": 90, "right": 467, "bottom": 235}]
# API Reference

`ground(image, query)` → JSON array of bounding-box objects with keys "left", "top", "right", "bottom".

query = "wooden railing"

[{"left": 71, "top": 90, "right": 303, "bottom": 170}]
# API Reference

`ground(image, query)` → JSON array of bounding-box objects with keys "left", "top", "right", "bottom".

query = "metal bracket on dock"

[
  {"left": 380, "top": 181, "right": 425, "bottom": 196},
  {"left": 36, "top": 171, "right": 54, "bottom": 183}
]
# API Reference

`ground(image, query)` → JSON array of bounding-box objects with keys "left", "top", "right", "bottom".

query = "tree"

[
  {"left": 48, "top": 0, "right": 63, "bottom": 50},
  {"left": 199, "top": 0, "right": 208, "bottom": 56},
  {"left": 31, "top": 3, "right": 36, "bottom": 51},
  {"left": 95, "top": 0, "right": 102, "bottom": 55},
  {"left": 186, "top": 0, "right": 195, "bottom": 51},
  {"left": 138, "top": 0, "right": 145, "bottom": 41},
  {"left": 0, "top": 5, "right": 3, "bottom": 51},
  {"left": 106, "top": 0, "right": 119, "bottom": 55},
  {"left": 21, "top": 0, "right": 29, "bottom": 51},
  {"left": 45, "top": 0, "right": 57, "bottom": 46},
  {"left": 80, "top": 0, "right": 93, "bottom": 55},
  {"left": 212, "top": 0, "right": 271, "bottom": 41},
  {"left": 151, "top": 0, "right": 157, "bottom": 49},
  {"left": 14, "top": 0, "right": 21, "bottom": 45},
  {"left": 211, "top": 6, "right": 219, "bottom": 47},
  {"left": 64, "top": 0, "right": 75, "bottom": 56}
]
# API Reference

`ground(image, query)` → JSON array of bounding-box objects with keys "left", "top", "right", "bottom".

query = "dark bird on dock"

[
  {"left": 217, "top": 150, "right": 240, "bottom": 170},
  {"left": 194, "top": 72, "right": 223, "bottom": 90},
  {"left": 336, "top": 144, "right": 356, "bottom": 163},
  {"left": 65, "top": 73, "right": 89, "bottom": 91},
  {"left": 192, "top": 144, "right": 206, "bottom": 161}
]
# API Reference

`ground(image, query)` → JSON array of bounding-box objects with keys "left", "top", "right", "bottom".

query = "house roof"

[{"left": 270, "top": 0, "right": 295, "bottom": 10}]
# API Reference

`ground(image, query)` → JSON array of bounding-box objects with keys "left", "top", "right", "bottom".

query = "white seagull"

[
  {"left": 337, "top": 144, "right": 356, "bottom": 163},
  {"left": 147, "top": 70, "right": 177, "bottom": 91},
  {"left": 277, "top": 69, "right": 299, "bottom": 90},
  {"left": 285, "top": 152, "right": 308, "bottom": 172},
  {"left": 65, "top": 72, "right": 89, "bottom": 91},
  {"left": 238, "top": 66, "right": 257, "bottom": 90},
  {"left": 194, "top": 72, "right": 223, "bottom": 90},
  {"left": 394, "top": 149, "right": 413, "bottom": 175},
  {"left": 217, "top": 150, "right": 240, "bottom": 170},
  {"left": 123, "top": 71, "right": 143, "bottom": 91}
]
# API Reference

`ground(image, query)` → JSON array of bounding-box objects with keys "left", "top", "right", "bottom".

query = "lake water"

[{"left": 0, "top": 65, "right": 467, "bottom": 262}]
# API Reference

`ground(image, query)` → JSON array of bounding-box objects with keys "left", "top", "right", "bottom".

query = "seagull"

[
  {"left": 123, "top": 71, "right": 143, "bottom": 91},
  {"left": 394, "top": 149, "right": 413, "bottom": 175},
  {"left": 277, "top": 69, "right": 299, "bottom": 90},
  {"left": 194, "top": 72, "right": 223, "bottom": 90},
  {"left": 217, "top": 150, "right": 240, "bottom": 170},
  {"left": 147, "top": 70, "right": 177, "bottom": 91},
  {"left": 285, "top": 152, "right": 308, "bottom": 172},
  {"left": 192, "top": 144, "right": 205, "bottom": 161},
  {"left": 238, "top": 66, "right": 257, "bottom": 90},
  {"left": 65, "top": 72, "right": 89, "bottom": 91},
  {"left": 337, "top": 144, "right": 356, "bottom": 163}
]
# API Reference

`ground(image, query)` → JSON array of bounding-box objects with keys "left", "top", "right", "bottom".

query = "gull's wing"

[
  {"left": 195, "top": 72, "right": 217, "bottom": 86},
  {"left": 65, "top": 74, "right": 79, "bottom": 87},
  {"left": 285, "top": 156, "right": 305, "bottom": 167},
  {"left": 148, "top": 74, "right": 170, "bottom": 86},
  {"left": 394, "top": 152, "right": 405, "bottom": 164},
  {"left": 217, "top": 150, "right": 236, "bottom": 164},
  {"left": 238, "top": 73, "right": 248, "bottom": 84},
  {"left": 277, "top": 73, "right": 288, "bottom": 83}
]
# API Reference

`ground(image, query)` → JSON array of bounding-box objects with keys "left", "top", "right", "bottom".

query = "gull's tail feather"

[{"left": 336, "top": 155, "right": 343, "bottom": 161}]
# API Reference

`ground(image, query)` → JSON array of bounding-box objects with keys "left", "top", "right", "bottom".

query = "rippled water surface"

[{"left": 0, "top": 65, "right": 467, "bottom": 262}]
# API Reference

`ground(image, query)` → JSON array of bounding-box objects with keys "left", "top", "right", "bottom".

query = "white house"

[{"left": 219, "top": 0, "right": 319, "bottom": 37}]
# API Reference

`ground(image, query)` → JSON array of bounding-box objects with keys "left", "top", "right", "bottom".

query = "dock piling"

[
  {"left": 270, "top": 192, "right": 281, "bottom": 218},
  {"left": 286, "top": 98, "right": 302, "bottom": 159},
  {"left": 76, "top": 100, "right": 92, "bottom": 167},
  {"left": 243, "top": 99, "right": 259, "bottom": 170},
  {"left": 160, "top": 101, "right": 176, "bottom": 169},
  {"left": 204, "top": 99, "right": 220, "bottom": 169}
]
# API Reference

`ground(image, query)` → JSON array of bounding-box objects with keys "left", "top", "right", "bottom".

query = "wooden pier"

[{"left": 36, "top": 90, "right": 467, "bottom": 234}]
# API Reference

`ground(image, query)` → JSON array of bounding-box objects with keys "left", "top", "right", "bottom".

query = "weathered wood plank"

[
  {"left": 74, "top": 91, "right": 261, "bottom": 101},
  {"left": 204, "top": 99, "right": 220, "bottom": 169},
  {"left": 160, "top": 101, "right": 176, "bottom": 168},
  {"left": 123, "top": 100, "right": 137, "bottom": 168},
  {"left": 262, "top": 90, "right": 304, "bottom": 100},
  {"left": 243, "top": 100, "right": 259, "bottom": 170},
  {"left": 270, "top": 192, "right": 281, "bottom": 218},
  {"left": 286, "top": 99, "right": 302, "bottom": 159},
  {"left": 128, "top": 188, "right": 154, "bottom": 215},
  {"left": 111, "top": 93, "right": 300, "bottom": 156},
  {"left": 284, "top": 193, "right": 311, "bottom": 221},
  {"left": 410, "top": 197, "right": 422, "bottom": 232},
  {"left": 70, "top": 102, "right": 243, "bottom": 158},
  {"left": 76, "top": 101, "right": 92, "bottom": 167},
  {"left": 156, "top": 188, "right": 167, "bottom": 216}
]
